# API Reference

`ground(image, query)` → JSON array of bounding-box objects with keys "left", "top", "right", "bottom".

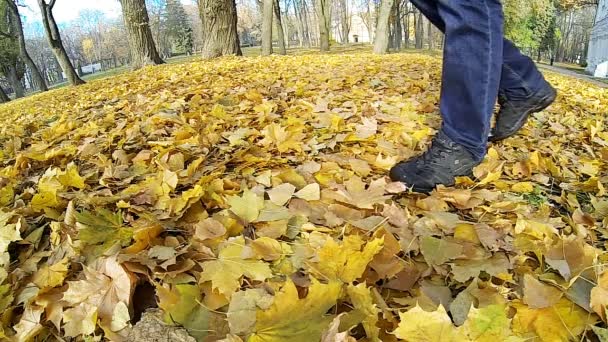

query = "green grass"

[{"left": 591, "top": 77, "right": 608, "bottom": 85}]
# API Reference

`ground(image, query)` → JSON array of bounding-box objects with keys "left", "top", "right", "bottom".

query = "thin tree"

[
  {"left": 198, "top": 0, "right": 242, "bottom": 58},
  {"left": 262, "top": 0, "right": 274, "bottom": 55},
  {"left": 119, "top": 0, "right": 164, "bottom": 69},
  {"left": 3, "top": 0, "right": 47, "bottom": 92},
  {"left": 337, "top": 0, "right": 351, "bottom": 43},
  {"left": 427, "top": 17, "right": 432, "bottom": 49},
  {"left": 414, "top": 8, "right": 423, "bottom": 49},
  {"left": 373, "top": 0, "right": 395, "bottom": 54},
  {"left": 38, "top": 0, "right": 84, "bottom": 85},
  {"left": 316, "top": 0, "right": 331, "bottom": 51},
  {"left": 274, "top": 0, "right": 287, "bottom": 55}
]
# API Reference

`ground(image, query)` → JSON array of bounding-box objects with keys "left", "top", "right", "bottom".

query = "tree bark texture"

[
  {"left": 316, "top": 0, "right": 331, "bottom": 51},
  {"left": 6, "top": 65, "right": 24, "bottom": 98},
  {"left": 415, "top": 9, "right": 423, "bottom": 49},
  {"left": 0, "top": 85, "right": 9, "bottom": 103},
  {"left": 338, "top": 0, "right": 350, "bottom": 43},
  {"left": 262, "top": 0, "right": 274, "bottom": 55},
  {"left": 38, "top": 0, "right": 85, "bottom": 85},
  {"left": 427, "top": 17, "right": 432, "bottom": 49},
  {"left": 4, "top": 0, "right": 47, "bottom": 92},
  {"left": 373, "top": 0, "right": 395, "bottom": 54},
  {"left": 198, "top": 0, "right": 242, "bottom": 59},
  {"left": 274, "top": 0, "right": 287, "bottom": 55},
  {"left": 119, "top": 0, "right": 164, "bottom": 69}
]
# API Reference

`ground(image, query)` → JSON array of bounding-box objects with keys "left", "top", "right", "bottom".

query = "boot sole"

[{"left": 489, "top": 88, "right": 557, "bottom": 142}]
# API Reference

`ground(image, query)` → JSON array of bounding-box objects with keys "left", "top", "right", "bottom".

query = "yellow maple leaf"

[
  {"left": 62, "top": 255, "right": 135, "bottom": 327},
  {"left": 346, "top": 284, "right": 380, "bottom": 342},
  {"left": 249, "top": 279, "right": 342, "bottom": 342},
  {"left": 158, "top": 283, "right": 221, "bottom": 340},
  {"left": 13, "top": 304, "right": 44, "bottom": 342},
  {"left": 57, "top": 163, "right": 86, "bottom": 189},
  {"left": 200, "top": 236, "right": 273, "bottom": 296},
  {"left": 512, "top": 298, "right": 598, "bottom": 341},
  {"left": 32, "top": 257, "right": 69, "bottom": 289},
  {"left": 62, "top": 302, "right": 98, "bottom": 337},
  {"left": 591, "top": 270, "right": 608, "bottom": 321},
  {"left": 333, "top": 177, "right": 391, "bottom": 209},
  {"left": 460, "top": 304, "right": 522, "bottom": 342},
  {"left": 227, "top": 189, "right": 265, "bottom": 223},
  {"left": 294, "top": 183, "right": 321, "bottom": 201},
  {"left": 312, "top": 234, "right": 383, "bottom": 283},
  {"left": 393, "top": 304, "right": 466, "bottom": 342}
]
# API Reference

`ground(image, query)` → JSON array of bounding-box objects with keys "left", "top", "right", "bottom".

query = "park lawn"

[{"left": 0, "top": 50, "right": 607, "bottom": 341}]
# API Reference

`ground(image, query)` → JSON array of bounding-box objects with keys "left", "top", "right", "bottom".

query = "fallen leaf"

[{"left": 249, "top": 279, "right": 342, "bottom": 342}]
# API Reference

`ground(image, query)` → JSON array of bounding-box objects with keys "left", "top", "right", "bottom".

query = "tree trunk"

[
  {"left": 198, "top": 0, "right": 242, "bottom": 59},
  {"left": 0, "top": 85, "right": 9, "bottom": 103},
  {"left": 373, "top": 0, "right": 395, "bottom": 54},
  {"left": 119, "top": 0, "right": 164, "bottom": 69},
  {"left": 274, "top": 0, "right": 287, "bottom": 54},
  {"left": 38, "top": 0, "right": 85, "bottom": 86},
  {"left": 393, "top": 0, "right": 402, "bottom": 50},
  {"left": 339, "top": 0, "right": 350, "bottom": 43},
  {"left": 403, "top": 4, "right": 409, "bottom": 48},
  {"left": 302, "top": 0, "right": 312, "bottom": 46},
  {"left": 414, "top": 9, "right": 423, "bottom": 49},
  {"left": 6, "top": 65, "right": 24, "bottom": 98},
  {"left": 293, "top": 0, "right": 305, "bottom": 47},
  {"left": 5, "top": 0, "right": 47, "bottom": 92},
  {"left": 367, "top": 0, "right": 374, "bottom": 42},
  {"left": 262, "top": 0, "right": 274, "bottom": 55},
  {"left": 427, "top": 17, "right": 432, "bottom": 49},
  {"left": 316, "top": 0, "right": 331, "bottom": 51}
]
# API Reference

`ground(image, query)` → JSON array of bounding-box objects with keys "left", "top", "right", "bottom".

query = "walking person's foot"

[
  {"left": 389, "top": 131, "right": 481, "bottom": 193},
  {"left": 489, "top": 83, "right": 557, "bottom": 142}
]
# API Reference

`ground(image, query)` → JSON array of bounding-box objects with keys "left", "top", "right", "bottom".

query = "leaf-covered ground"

[{"left": 0, "top": 51, "right": 607, "bottom": 342}]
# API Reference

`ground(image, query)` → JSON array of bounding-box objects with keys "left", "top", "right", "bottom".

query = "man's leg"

[
  {"left": 410, "top": 0, "right": 557, "bottom": 141},
  {"left": 409, "top": 0, "right": 548, "bottom": 101},
  {"left": 390, "top": 0, "right": 504, "bottom": 192}
]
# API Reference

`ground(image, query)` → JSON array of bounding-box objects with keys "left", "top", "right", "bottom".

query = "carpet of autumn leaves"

[{"left": 0, "top": 51, "right": 608, "bottom": 342}]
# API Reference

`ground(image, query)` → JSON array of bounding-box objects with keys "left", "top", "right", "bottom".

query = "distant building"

[
  {"left": 349, "top": 15, "right": 372, "bottom": 43},
  {"left": 81, "top": 63, "right": 103, "bottom": 74},
  {"left": 332, "top": 14, "right": 373, "bottom": 44},
  {"left": 587, "top": 0, "right": 608, "bottom": 77}
]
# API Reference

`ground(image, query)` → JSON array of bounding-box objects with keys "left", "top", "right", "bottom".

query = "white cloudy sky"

[{"left": 21, "top": 0, "right": 194, "bottom": 24}]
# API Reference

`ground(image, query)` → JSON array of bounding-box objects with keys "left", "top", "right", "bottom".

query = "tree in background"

[
  {"left": 198, "top": 0, "right": 242, "bottom": 58},
  {"left": 38, "top": 0, "right": 85, "bottom": 85},
  {"left": 3, "top": 0, "right": 47, "bottom": 91},
  {"left": 119, "top": 0, "right": 164, "bottom": 69},
  {"left": 164, "top": 0, "right": 193, "bottom": 55},
  {"left": 273, "top": 0, "right": 287, "bottom": 54},
  {"left": 0, "top": 0, "right": 24, "bottom": 98},
  {"left": 373, "top": 0, "right": 394, "bottom": 54},
  {"left": 262, "top": 0, "right": 273, "bottom": 55},
  {"left": 503, "top": 0, "right": 556, "bottom": 52},
  {"left": 147, "top": 0, "right": 171, "bottom": 58},
  {"left": 316, "top": 0, "right": 331, "bottom": 51},
  {"left": 336, "top": 0, "right": 351, "bottom": 43}
]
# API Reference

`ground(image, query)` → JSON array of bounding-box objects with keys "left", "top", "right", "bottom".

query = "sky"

[{"left": 20, "top": 0, "right": 194, "bottom": 25}]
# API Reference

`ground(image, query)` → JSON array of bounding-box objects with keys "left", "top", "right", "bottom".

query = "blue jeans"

[{"left": 410, "top": 0, "right": 548, "bottom": 160}]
